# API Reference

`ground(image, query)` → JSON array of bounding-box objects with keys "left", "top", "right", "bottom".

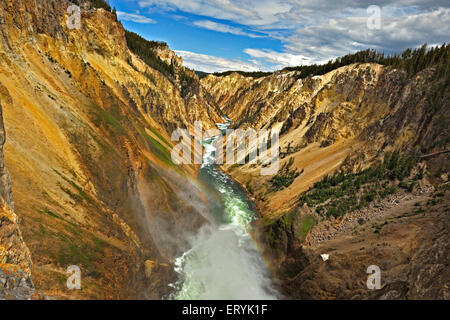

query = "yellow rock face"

[
  {"left": 1, "top": 0, "right": 447, "bottom": 301},
  {"left": 202, "top": 64, "right": 443, "bottom": 217},
  {"left": 0, "top": 0, "right": 218, "bottom": 299}
]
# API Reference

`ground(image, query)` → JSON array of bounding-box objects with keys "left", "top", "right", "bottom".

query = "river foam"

[{"left": 170, "top": 121, "right": 278, "bottom": 300}]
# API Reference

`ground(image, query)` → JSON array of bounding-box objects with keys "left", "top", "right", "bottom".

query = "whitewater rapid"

[{"left": 170, "top": 121, "right": 277, "bottom": 300}]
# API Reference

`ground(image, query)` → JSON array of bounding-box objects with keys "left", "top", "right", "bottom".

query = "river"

[{"left": 170, "top": 121, "right": 278, "bottom": 300}]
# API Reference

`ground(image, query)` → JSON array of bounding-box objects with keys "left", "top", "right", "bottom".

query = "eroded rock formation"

[
  {"left": 0, "top": 103, "right": 38, "bottom": 299},
  {"left": 202, "top": 60, "right": 449, "bottom": 300},
  {"left": 0, "top": 0, "right": 219, "bottom": 299},
  {"left": 0, "top": 0, "right": 448, "bottom": 300}
]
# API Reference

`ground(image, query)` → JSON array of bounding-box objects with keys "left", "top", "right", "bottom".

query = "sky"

[{"left": 108, "top": 0, "right": 450, "bottom": 73}]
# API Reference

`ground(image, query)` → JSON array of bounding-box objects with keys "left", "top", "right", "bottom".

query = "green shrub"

[
  {"left": 88, "top": 0, "right": 112, "bottom": 11},
  {"left": 269, "top": 158, "right": 303, "bottom": 190},
  {"left": 125, "top": 31, "right": 175, "bottom": 79},
  {"left": 298, "top": 150, "right": 419, "bottom": 219}
]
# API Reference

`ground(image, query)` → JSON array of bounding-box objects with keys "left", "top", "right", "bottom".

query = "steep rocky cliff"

[
  {"left": 0, "top": 0, "right": 221, "bottom": 299},
  {"left": 202, "top": 56, "right": 449, "bottom": 299},
  {"left": 201, "top": 61, "right": 448, "bottom": 216}
]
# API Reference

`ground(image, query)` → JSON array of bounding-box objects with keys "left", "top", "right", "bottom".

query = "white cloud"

[
  {"left": 193, "top": 20, "right": 263, "bottom": 38},
  {"left": 117, "top": 11, "right": 156, "bottom": 24},
  {"left": 134, "top": 1, "right": 450, "bottom": 71},
  {"left": 138, "top": 0, "right": 449, "bottom": 27},
  {"left": 244, "top": 48, "right": 318, "bottom": 68},
  {"left": 175, "top": 50, "right": 263, "bottom": 73},
  {"left": 284, "top": 7, "right": 450, "bottom": 62}
]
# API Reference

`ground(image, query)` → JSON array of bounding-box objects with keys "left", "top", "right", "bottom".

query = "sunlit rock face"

[
  {"left": 201, "top": 62, "right": 449, "bottom": 300},
  {"left": 0, "top": 0, "right": 448, "bottom": 301},
  {"left": 201, "top": 64, "right": 448, "bottom": 216},
  {"left": 0, "top": 103, "right": 38, "bottom": 300},
  {"left": 0, "top": 0, "right": 222, "bottom": 299}
]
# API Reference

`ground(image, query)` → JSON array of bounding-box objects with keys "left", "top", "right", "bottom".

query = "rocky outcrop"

[
  {"left": 0, "top": 106, "right": 13, "bottom": 208},
  {"left": 0, "top": 103, "right": 38, "bottom": 300},
  {"left": 256, "top": 189, "right": 449, "bottom": 300},
  {"left": 153, "top": 45, "right": 183, "bottom": 67}
]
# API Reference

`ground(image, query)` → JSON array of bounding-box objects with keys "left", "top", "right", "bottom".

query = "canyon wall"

[
  {"left": 0, "top": 0, "right": 221, "bottom": 299},
  {"left": 202, "top": 61, "right": 449, "bottom": 299},
  {"left": 201, "top": 63, "right": 448, "bottom": 217},
  {"left": 0, "top": 0, "right": 448, "bottom": 300}
]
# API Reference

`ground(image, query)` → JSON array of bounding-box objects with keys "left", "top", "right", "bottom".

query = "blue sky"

[{"left": 108, "top": 0, "right": 450, "bottom": 73}]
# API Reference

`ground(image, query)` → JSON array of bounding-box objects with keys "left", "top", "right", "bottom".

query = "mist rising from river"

[{"left": 170, "top": 123, "right": 278, "bottom": 300}]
